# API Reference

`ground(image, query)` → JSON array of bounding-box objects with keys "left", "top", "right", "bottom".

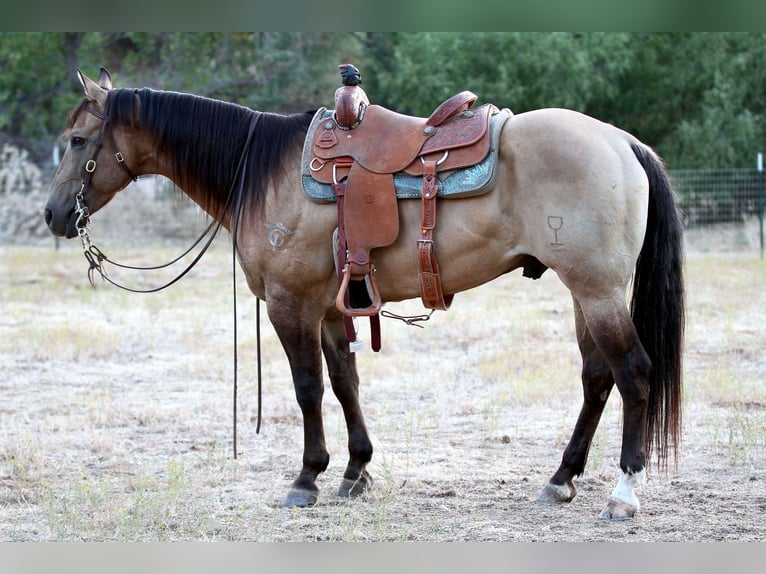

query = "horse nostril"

[{"left": 44, "top": 208, "right": 53, "bottom": 226}]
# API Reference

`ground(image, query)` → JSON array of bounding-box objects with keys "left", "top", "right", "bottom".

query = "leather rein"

[{"left": 73, "top": 101, "right": 264, "bottom": 459}]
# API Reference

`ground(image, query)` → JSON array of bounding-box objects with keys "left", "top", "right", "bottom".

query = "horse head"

[{"left": 45, "top": 67, "right": 140, "bottom": 238}]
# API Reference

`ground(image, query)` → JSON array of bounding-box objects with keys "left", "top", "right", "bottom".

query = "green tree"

[
  {"left": 1, "top": 32, "right": 367, "bottom": 167},
  {"left": 3, "top": 32, "right": 766, "bottom": 170},
  {"left": 589, "top": 33, "right": 766, "bottom": 168},
  {"left": 1, "top": 33, "right": 88, "bottom": 161},
  {"left": 367, "top": 33, "right": 635, "bottom": 116},
  {"left": 658, "top": 33, "right": 766, "bottom": 168},
  {"left": 108, "top": 32, "right": 364, "bottom": 112}
]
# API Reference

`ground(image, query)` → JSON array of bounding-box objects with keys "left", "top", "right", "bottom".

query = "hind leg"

[
  {"left": 321, "top": 313, "right": 374, "bottom": 498},
  {"left": 578, "top": 294, "right": 651, "bottom": 519},
  {"left": 538, "top": 298, "right": 615, "bottom": 504}
]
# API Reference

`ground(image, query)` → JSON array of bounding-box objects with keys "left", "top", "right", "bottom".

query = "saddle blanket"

[{"left": 301, "top": 107, "right": 512, "bottom": 202}]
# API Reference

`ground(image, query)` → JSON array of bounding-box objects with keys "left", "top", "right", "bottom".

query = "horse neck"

[
  {"left": 153, "top": 143, "right": 245, "bottom": 228},
  {"left": 124, "top": 89, "right": 258, "bottom": 224},
  {"left": 128, "top": 92, "right": 311, "bottom": 230}
]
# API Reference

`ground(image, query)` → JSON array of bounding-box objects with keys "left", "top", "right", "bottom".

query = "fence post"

[{"left": 759, "top": 153, "right": 764, "bottom": 260}]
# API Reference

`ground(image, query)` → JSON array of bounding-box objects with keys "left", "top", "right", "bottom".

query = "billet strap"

[
  {"left": 418, "top": 160, "right": 453, "bottom": 310},
  {"left": 333, "top": 179, "right": 357, "bottom": 344}
]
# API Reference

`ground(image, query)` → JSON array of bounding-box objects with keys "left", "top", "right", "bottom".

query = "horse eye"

[{"left": 70, "top": 136, "right": 86, "bottom": 148}]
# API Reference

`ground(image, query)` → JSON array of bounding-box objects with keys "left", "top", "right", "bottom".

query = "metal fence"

[
  {"left": 669, "top": 168, "right": 765, "bottom": 254},
  {"left": 670, "top": 168, "right": 765, "bottom": 227}
]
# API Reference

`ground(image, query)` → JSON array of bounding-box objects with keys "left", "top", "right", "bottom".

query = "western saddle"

[{"left": 307, "top": 64, "right": 501, "bottom": 350}]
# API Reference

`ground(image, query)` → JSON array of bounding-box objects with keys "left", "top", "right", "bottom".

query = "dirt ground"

[{"left": 1, "top": 186, "right": 765, "bottom": 541}]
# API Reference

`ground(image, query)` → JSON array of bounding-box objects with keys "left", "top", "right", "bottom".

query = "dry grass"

[{"left": 1, "top": 228, "right": 765, "bottom": 540}]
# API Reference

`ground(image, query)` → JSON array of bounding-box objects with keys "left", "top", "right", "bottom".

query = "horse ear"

[
  {"left": 77, "top": 69, "right": 109, "bottom": 108},
  {"left": 97, "top": 67, "right": 112, "bottom": 90}
]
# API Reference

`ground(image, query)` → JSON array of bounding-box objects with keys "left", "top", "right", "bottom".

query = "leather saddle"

[{"left": 306, "top": 64, "right": 502, "bottom": 349}]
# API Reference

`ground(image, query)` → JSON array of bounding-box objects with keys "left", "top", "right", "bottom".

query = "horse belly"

[{"left": 372, "top": 187, "right": 523, "bottom": 301}]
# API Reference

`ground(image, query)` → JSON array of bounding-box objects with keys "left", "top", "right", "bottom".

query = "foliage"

[
  {"left": 588, "top": 33, "right": 766, "bottom": 169},
  {"left": 0, "top": 32, "right": 364, "bottom": 170},
  {"left": 0, "top": 143, "right": 42, "bottom": 195},
  {"left": 0, "top": 143, "right": 49, "bottom": 241},
  {"left": 2, "top": 32, "right": 766, "bottom": 171},
  {"left": 105, "top": 33, "right": 364, "bottom": 112},
  {"left": 371, "top": 32, "right": 635, "bottom": 115}
]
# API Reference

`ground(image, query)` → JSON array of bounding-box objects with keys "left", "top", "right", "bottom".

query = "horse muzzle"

[{"left": 43, "top": 201, "right": 78, "bottom": 238}]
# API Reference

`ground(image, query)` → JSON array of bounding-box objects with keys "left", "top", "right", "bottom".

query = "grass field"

[{"left": 1, "top": 228, "right": 765, "bottom": 540}]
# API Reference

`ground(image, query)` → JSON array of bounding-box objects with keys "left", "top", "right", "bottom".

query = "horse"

[{"left": 44, "top": 68, "right": 684, "bottom": 520}]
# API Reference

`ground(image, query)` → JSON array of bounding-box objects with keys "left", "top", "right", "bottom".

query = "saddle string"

[{"left": 76, "top": 110, "right": 264, "bottom": 459}]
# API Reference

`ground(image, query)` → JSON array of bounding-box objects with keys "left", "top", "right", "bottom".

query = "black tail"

[{"left": 630, "top": 143, "right": 685, "bottom": 469}]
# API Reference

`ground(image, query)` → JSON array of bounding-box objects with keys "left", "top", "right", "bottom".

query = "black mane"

[{"left": 105, "top": 88, "right": 313, "bottom": 221}]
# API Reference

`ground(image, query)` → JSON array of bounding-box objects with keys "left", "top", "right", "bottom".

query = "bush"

[{"left": 0, "top": 143, "right": 49, "bottom": 242}]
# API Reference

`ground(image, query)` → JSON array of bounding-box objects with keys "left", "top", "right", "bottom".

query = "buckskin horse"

[{"left": 44, "top": 68, "right": 684, "bottom": 520}]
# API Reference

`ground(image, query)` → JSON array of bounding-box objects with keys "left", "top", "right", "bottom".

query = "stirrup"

[{"left": 335, "top": 263, "right": 382, "bottom": 317}]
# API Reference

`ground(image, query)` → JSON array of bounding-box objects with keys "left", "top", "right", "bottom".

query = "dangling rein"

[{"left": 74, "top": 110, "right": 263, "bottom": 460}]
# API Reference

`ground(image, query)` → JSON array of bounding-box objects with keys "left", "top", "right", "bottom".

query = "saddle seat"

[
  {"left": 307, "top": 71, "right": 501, "bottom": 348},
  {"left": 311, "top": 98, "right": 495, "bottom": 183}
]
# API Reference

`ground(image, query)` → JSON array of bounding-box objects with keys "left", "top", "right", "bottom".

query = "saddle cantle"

[{"left": 304, "top": 64, "right": 512, "bottom": 351}]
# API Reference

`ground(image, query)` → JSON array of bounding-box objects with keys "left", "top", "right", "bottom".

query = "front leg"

[
  {"left": 267, "top": 295, "right": 329, "bottom": 507},
  {"left": 321, "top": 312, "right": 374, "bottom": 498}
]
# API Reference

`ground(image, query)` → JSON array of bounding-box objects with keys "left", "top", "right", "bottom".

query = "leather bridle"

[
  {"left": 74, "top": 102, "right": 139, "bottom": 241},
  {"left": 82, "top": 102, "right": 140, "bottom": 182}
]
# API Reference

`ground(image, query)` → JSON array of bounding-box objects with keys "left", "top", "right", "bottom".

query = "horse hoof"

[
  {"left": 283, "top": 488, "right": 318, "bottom": 508},
  {"left": 598, "top": 497, "right": 637, "bottom": 520},
  {"left": 536, "top": 481, "right": 576, "bottom": 503},
  {"left": 337, "top": 470, "right": 373, "bottom": 498}
]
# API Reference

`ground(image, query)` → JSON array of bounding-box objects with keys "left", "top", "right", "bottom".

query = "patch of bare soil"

[{"left": 1, "top": 188, "right": 764, "bottom": 541}]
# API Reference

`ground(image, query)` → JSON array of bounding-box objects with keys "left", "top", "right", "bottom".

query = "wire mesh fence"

[
  {"left": 669, "top": 168, "right": 765, "bottom": 254},
  {"left": 670, "top": 168, "right": 765, "bottom": 227}
]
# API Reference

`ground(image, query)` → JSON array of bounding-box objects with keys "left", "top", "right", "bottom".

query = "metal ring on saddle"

[
  {"left": 309, "top": 157, "right": 326, "bottom": 172},
  {"left": 420, "top": 150, "right": 449, "bottom": 167}
]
